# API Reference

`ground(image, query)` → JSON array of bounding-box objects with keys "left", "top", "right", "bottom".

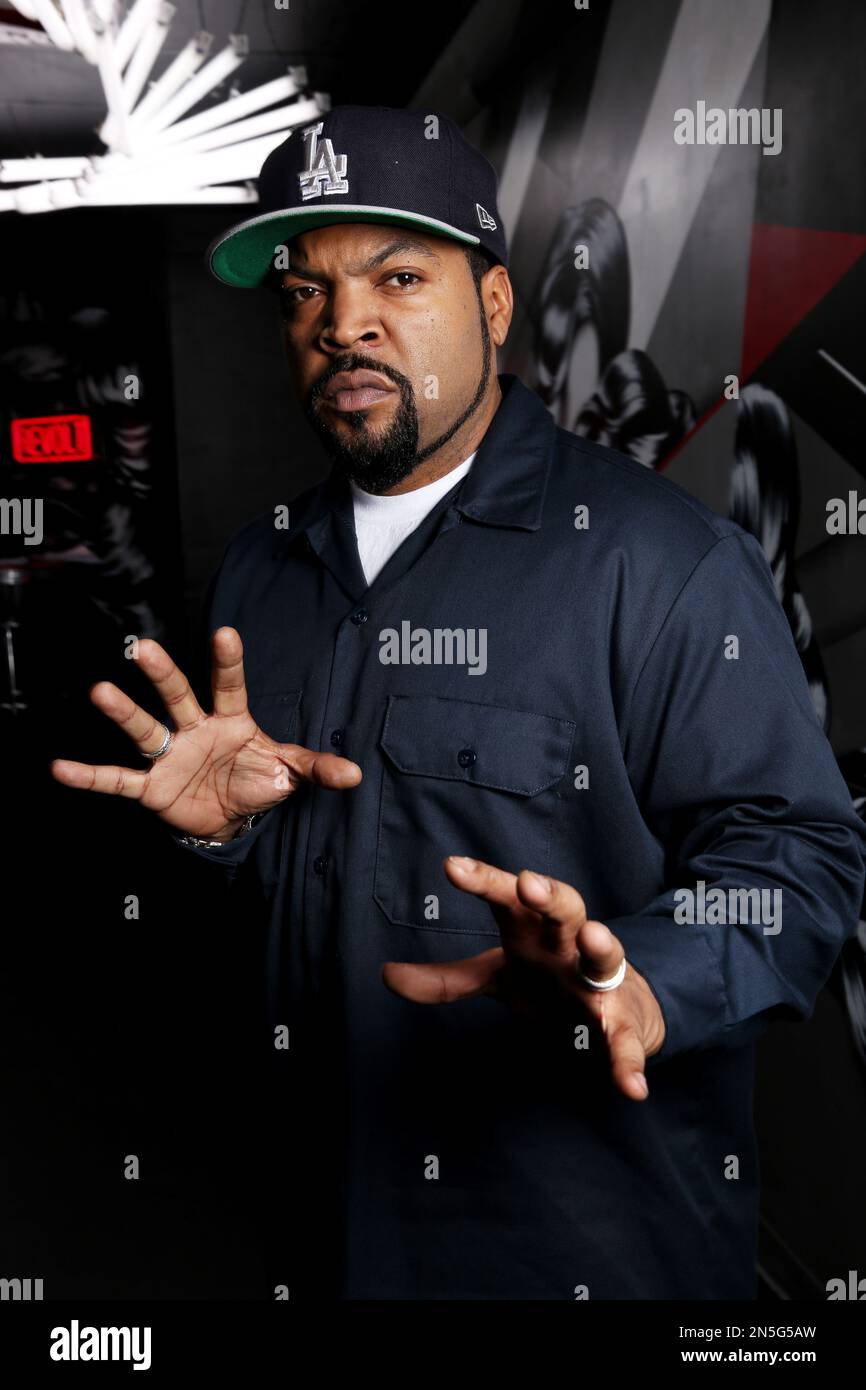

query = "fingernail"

[
  {"left": 526, "top": 871, "right": 552, "bottom": 894},
  {"left": 633, "top": 1073, "right": 649, "bottom": 1098},
  {"left": 448, "top": 856, "right": 477, "bottom": 871}
]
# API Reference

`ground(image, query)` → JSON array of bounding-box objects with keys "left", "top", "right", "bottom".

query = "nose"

[{"left": 318, "top": 282, "right": 382, "bottom": 353}]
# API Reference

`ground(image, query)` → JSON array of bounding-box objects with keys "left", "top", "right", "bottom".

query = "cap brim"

[{"left": 206, "top": 205, "right": 481, "bottom": 288}]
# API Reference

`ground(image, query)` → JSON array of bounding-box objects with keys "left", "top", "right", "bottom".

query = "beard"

[{"left": 303, "top": 301, "right": 492, "bottom": 494}]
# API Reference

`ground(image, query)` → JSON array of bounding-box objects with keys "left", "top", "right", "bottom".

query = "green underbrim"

[{"left": 207, "top": 205, "right": 482, "bottom": 288}]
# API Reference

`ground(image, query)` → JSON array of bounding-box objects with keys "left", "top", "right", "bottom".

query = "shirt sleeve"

[
  {"left": 167, "top": 808, "right": 275, "bottom": 871},
  {"left": 607, "top": 529, "right": 866, "bottom": 1067}
]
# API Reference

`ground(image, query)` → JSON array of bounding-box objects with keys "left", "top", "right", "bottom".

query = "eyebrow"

[{"left": 280, "top": 236, "right": 442, "bottom": 284}]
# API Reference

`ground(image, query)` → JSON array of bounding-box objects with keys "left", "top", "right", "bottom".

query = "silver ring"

[
  {"left": 142, "top": 722, "right": 172, "bottom": 760},
  {"left": 576, "top": 955, "right": 627, "bottom": 991}
]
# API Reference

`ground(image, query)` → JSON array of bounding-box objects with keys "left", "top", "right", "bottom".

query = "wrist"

[
  {"left": 178, "top": 810, "right": 267, "bottom": 849},
  {"left": 210, "top": 817, "right": 247, "bottom": 844}
]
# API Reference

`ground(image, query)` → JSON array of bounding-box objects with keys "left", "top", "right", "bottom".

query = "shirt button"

[
  {"left": 312, "top": 855, "right": 328, "bottom": 876},
  {"left": 330, "top": 728, "right": 345, "bottom": 748},
  {"left": 457, "top": 747, "right": 477, "bottom": 768},
  {"left": 350, "top": 608, "right": 368, "bottom": 625}
]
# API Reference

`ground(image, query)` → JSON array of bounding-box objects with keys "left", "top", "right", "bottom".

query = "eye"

[
  {"left": 385, "top": 271, "right": 421, "bottom": 288},
  {"left": 281, "top": 285, "right": 320, "bottom": 305}
]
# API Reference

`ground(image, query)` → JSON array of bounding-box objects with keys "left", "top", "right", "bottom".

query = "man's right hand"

[{"left": 49, "top": 626, "right": 362, "bottom": 841}]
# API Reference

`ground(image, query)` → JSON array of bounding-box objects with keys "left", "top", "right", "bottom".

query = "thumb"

[
  {"left": 575, "top": 919, "right": 623, "bottom": 985},
  {"left": 274, "top": 742, "right": 363, "bottom": 793},
  {"left": 382, "top": 947, "right": 505, "bottom": 1004}
]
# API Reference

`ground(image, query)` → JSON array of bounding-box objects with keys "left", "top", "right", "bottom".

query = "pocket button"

[{"left": 457, "top": 746, "right": 477, "bottom": 768}]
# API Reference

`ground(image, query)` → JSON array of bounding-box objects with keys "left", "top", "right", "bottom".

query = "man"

[{"left": 51, "top": 106, "right": 866, "bottom": 1300}]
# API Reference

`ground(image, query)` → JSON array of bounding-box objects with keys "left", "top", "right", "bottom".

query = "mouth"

[{"left": 322, "top": 369, "right": 398, "bottom": 413}]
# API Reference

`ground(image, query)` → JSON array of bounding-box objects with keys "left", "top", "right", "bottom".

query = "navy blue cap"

[{"left": 206, "top": 103, "right": 509, "bottom": 288}]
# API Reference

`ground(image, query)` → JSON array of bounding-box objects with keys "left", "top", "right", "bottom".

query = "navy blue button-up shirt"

[{"left": 174, "top": 373, "right": 866, "bottom": 1299}]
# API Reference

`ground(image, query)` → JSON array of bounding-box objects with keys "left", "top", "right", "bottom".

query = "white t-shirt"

[{"left": 350, "top": 452, "right": 476, "bottom": 587}]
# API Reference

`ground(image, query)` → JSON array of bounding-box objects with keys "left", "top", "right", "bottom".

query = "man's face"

[{"left": 277, "top": 223, "right": 498, "bottom": 493}]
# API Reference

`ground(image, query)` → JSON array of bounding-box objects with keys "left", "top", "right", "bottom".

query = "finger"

[
  {"left": 443, "top": 856, "right": 539, "bottom": 948},
  {"left": 278, "top": 744, "right": 362, "bottom": 791},
  {"left": 88, "top": 681, "right": 174, "bottom": 758},
  {"left": 381, "top": 947, "right": 505, "bottom": 1004},
  {"left": 604, "top": 1014, "right": 650, "bottom": 1101},
  {"left": 575, "top": 919, "right": 624, "bottom": 985},
  {"left": 444, "top": 857, "right": 583, "bottom": 957},
  {"left": 133, "top": 638, "right": 205, "bottom": 732},
  {"left": 50, "top": 758, "right": 148, "bottom": 799},
  {"left": 513, "top": 870, "right": 588, "bottom": 957},
  {"left": 210, "top": 626, "right": 249, "bottom": 720}
]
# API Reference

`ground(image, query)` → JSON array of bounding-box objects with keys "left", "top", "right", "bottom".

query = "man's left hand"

[{"left": 381, "top": 856, "right": 666, "bottom": 1102}]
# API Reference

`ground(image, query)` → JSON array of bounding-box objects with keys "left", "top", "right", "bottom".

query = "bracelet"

[{"left": 178, "top": 810, "right": 266, "bottom": 849}]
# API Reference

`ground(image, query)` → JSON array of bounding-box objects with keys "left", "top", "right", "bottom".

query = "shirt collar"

[
  {"left": 290, "top": 371, "right": 555, "bottom": 543},
  {"left": 450, "top": 373, "right": 555, "bottom": 531}
]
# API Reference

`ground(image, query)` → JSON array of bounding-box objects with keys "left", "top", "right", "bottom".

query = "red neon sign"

[{"left": 11, "top": 413, "right": 94, "bottom": 463}]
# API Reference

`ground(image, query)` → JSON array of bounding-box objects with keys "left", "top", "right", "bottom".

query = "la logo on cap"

[{"left": 299, "top": 121, "right": 348, "bottom": 202}]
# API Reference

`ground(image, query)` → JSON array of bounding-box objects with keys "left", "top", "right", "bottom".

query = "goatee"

[{"left": 304, "top": 314, "right": 491, "bottom": 495}]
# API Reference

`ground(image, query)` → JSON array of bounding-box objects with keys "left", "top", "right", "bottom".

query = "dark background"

[{"left": 1, "top": 0, "right": 865, "bottom": 1299}]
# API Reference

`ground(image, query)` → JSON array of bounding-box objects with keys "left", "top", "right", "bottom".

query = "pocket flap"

[{"left": 380, "top": 695, "right": 574, "bottom": 795}]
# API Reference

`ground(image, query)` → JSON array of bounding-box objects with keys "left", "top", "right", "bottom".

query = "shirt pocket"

[
  {"left": 245, "top": 689, "right": 303, "bottom": 743},
  {"left": 374, "top": 694, "right": 575, "bottom": 936}
]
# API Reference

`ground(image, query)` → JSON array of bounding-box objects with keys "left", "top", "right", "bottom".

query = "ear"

[{"left": 484, "top": 265, "right": 513, "bottom": 349}]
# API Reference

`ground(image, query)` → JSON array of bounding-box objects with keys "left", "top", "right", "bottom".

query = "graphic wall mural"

[{"left": 413, "top": 0, "right": 866, "bottom": 1293}]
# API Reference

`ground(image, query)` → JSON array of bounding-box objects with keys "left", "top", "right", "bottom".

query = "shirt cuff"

[
  {"left": 604, "top": 915, "right": 727, "bottom": 1066},
  {"left": 167, "top": 810, "right": 272, "bottom": 866}
]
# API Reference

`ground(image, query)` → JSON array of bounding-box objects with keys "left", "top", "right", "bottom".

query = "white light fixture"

[
  {"left": 0, "top": 1, "right": 328, "bottom": 212},
  {"left": 99, "top": 30, "right": 213, "bottom": 148},
  {"left": 0, "top": 155, "right": 91, "bottom": 181},
  {"left": 8, "top": 0, "right": 39, "bottom": 20},
  {"left": 127, "top": 34, "right": 249, "bottom": 139},
  {"left": 28, "top": 0, "right": 75, "bottom": 50},
  {"left": 118, "top": 1, "right": 175, "bottom": 124},
  {"left": 59, "top": 0, "right": 101, "bottom": 64},
  {"left": 114, "top": 0, "right": 162, "bottom": 71},
  {"left": 145, "top": 68, "right": 308, "bottom": 150},
  {"left": 135, "top": 94, "right": 322, "bottom": 162}
]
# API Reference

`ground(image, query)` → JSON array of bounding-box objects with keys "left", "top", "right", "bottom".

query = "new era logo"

[{"left": 476, "top": 203, "right": 497, "bottom": 230}]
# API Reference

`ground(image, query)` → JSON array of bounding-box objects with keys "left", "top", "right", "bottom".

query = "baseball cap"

[{"left": 206, "top": 103, "right": 509, "bottom": 289}]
